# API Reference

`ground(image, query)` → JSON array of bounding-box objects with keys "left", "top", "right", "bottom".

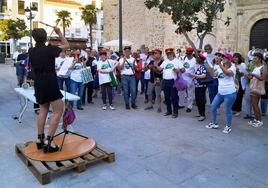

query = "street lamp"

[
  {"left": 25, "top": 4, "right": 37, "bottom": 48},
  {"left": 119, "top": 0, "right": 123, "bottom": 54}
]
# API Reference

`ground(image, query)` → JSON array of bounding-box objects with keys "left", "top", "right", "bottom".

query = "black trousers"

[
  {"left": 232, "top": 82, "right": 244, "bottom": 112},
  {"left": 163, "top": 79, "right": 178, "bottom": 114},
  {"left": 195, "top": 86, "right": 207, "bottom": 117},
  {"left": 101, "top": 82, "right": 113, "bottom": 105},
  {"left": 82, "top": 81, "right": 94, "bottom": 104}
]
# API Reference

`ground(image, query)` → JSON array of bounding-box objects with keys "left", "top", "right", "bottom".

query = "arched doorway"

[{"left": 250, "top": 19, "right": 268, "bottom": 50}]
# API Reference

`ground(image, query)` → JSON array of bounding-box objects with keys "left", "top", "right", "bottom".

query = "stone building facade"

[{"left": 103, "top": 0, "right": 268, "bottom": 55}]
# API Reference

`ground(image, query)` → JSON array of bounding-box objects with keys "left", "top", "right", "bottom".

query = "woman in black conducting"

[{"left": 29, "top": 27, "right": 69, "bottom": 153}]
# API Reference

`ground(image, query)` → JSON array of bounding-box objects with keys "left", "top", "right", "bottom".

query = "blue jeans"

[
  {"left": 70, "top": 80, "right": 84, "bottom": 108},
  {"left": 57, "top": 76, "right": 71, "bottom": 92},
  {"left": 207, "top": 79, "right": 218, "bottom": 104},
  {"left": 261, "top": 98, "right": 267, "bottom": 114},
  {"left": 211, "top": 92, "right": 237, "bottom": 127},
  {"left": 121, "top": 75, "right": 137, "bottom": 105}
]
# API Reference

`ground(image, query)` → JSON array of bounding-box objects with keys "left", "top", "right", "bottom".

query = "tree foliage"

[
  {"left": 80, "top": 4, "right": 97, "bottom": 26},
  {"left": 145, "top": 0, "right": 231, "bottom": 50},
  {"left": 80, "top": 4, "right": 97, "bottom": 48},
  {"left": 56, "top": 10, "right": 72, "bottom": 37},
  {"left": 0, "top": 19, "right": 28, "bottom": 41}
]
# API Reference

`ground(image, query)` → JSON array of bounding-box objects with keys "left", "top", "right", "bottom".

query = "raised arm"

[{"left": 54, "top": 27, "right": 69, "bottom": 50}]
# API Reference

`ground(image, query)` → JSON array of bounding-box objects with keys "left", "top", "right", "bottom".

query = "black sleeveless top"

[{"left": 29, "top": 44, "right": 62, "bottom": 104}]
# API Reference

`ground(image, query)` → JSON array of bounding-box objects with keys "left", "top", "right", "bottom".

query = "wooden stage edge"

[{"left": 15, "top": 142, "right": 115, "bottom": 185}]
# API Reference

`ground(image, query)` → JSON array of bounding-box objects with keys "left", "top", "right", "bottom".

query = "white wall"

[{"left": 43, "top": 4, "right": 88, "bottom": 39}]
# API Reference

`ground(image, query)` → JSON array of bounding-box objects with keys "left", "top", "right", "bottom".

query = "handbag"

[
  {"left": 250, "top": 77, "right": 265, "bottom": 95},
  {"left": 174, "top": 76, "right": 187, "bottom": 91},
  {"left": 107, "top": 60, "right": 118, "bottom": 87},
  {"left": 62, "top": 91, "right": 76, "bottom": 130},
  {"left": 81, "top": 67, "right": 94, "bottom": 84},
  {"left": 197, "top": 72, "right": 214, "bottom": 85},
  {"left": 62, "top": 107, "right": 76, "bottom": 130}
]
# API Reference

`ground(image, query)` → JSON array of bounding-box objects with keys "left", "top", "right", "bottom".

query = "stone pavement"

[{"left": 0, "top": 63, "right": 268, "bottom": 188}]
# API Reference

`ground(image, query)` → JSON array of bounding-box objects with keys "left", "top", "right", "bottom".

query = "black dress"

[{"left": 29, "top": 44, "right": 63, "bottom": 104}]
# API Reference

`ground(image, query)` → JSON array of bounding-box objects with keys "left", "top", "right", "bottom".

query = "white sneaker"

[
  {"left": 234, "top": 112, "right": 241, "bottom": 117},
  {"left": 102, "top": 105, "right": 107, "bottom": 110},
  {"left": 206, "top": 122, "right": 219, "bottom": 129},
  {"left": 109, "top": 105, "right": 115, "bottom": 110},
  {"left": 222, "top": 126, "right": 232, "bottom": 134},
  {"left": 248, "top": 119, "right": 257, "bottom": 125},
  {"left": 252, "top": 120, "right": 263, "bottom": 128}
]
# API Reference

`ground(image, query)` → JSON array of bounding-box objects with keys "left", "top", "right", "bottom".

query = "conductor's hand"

[{"left": 54, "top": 27, "right": 61, "bottom": 35}]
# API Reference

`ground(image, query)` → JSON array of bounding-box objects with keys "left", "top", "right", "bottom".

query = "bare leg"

[
  {"left": 157, "top": 96, "right": 162, "bottom": 109},
  {"left": 37, "top": 103, "right": 49, "bottom": 135},
  {"left": 47, "top": 99, "right": 64, "bottom": 137},
  {"left": 252, "top": 95, "right": 261, "bottom": 121}
]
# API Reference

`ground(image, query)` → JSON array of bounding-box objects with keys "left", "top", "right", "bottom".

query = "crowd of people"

[{"left": 13, "top": 42, "right": 268, "bottom": 135}]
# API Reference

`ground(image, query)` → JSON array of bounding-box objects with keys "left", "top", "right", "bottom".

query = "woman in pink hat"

[{"left": 206, "top": 54, "right": 237, "bottom": 134}]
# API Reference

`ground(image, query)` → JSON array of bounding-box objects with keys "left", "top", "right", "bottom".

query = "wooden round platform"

[{"left": 24, "top": 134, "right": 96, "bottom": 162}]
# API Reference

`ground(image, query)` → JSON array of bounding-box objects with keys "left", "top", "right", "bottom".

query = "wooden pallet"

[{"left": 15, "top": 143, "right": 115, "bottom": 185}]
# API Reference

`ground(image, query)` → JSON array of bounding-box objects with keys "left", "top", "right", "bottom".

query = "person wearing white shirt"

[
  {"left": 97, "top": 51, "right": 118, "bottom": 110},
  {"left": 13, "top": 47, "right": 21, "bottom": 64},
  {"left": 143, "top": 51, "right": 154, "bottom": 103},
  {"left": 232, "top": 53, "right": 247, "bottom": 117},
  {"left": 176, "top": 48, "right": 184, "bottom": 61},
  {"left": 178, "top": 47, "right": 196, "bottom": 112},
  {"left": 156, "top": 48, "right": 182, "bottom": 118},
  {"left": 247, "top": 46, "right": 255, "bottom": 62},
  {"left": 55, "top": 51, "right": 71, "bottom": 92},
  {"left": 139, "top": 47, "right": 150, "bottom": 94},
  {"left": 206, "top": 54, "right": 237, "bottom": 134},
  {"left": 247, "top": 53, "right": 267, "bottom": 127},
  {"left": 70, "top": 50, "right": 85, "bottom": 110},
  {"left": 118, "top": 46, "right": 138, "bottom": 109},
  {"left": 82, "top": 48, "right": 98, "bottom": 105}
]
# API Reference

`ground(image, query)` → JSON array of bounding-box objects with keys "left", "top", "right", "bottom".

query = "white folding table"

[{"left": 14, "top": 87, "right": 80, "bottom": 123}]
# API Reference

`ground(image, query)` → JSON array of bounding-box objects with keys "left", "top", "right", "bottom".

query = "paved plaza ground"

[{"left": 0, "top": 62, "right": 268, "bottom": 188}]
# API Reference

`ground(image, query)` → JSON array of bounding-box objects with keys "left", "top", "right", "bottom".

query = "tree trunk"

[
  {"left": 198, "top": 37, "right": 204, "bottom": 50},
  {"left": 183, "top": 32, "right": 199, "bottom": 55},
  {"left": 198, "top": 31, "right": 208, "bottom": 49},
  {"left": 63, "top": 19, "right": 65, "bottom": 37},
  {"left": 89, "top": 24, "right": 93, "bottom": 48},
  {"left": 11, "top": 38, "right": 17, "bottom": 57}
]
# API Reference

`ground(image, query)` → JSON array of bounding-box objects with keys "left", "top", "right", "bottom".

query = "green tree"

[
  {"left": 56, "top": 10, "right": 72, "bottom": 37},
  {"left": 0, "top": 18, "right": 28, "bottom": 53},
  {"left": 145, "top": 0, "right": 231, "bottom": 53},
  {"left": 80, "top": 4, "right": 97, "bottom": 48}
]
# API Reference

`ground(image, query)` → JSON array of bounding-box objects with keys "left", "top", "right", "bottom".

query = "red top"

[{"left": 135, "top": 60, "right": 143, "bottom": 80}]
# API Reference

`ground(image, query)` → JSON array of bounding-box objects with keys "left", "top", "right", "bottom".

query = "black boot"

[
  {"left": 36, "top": 133, "right": 45, "bottom": 150},
  {"left": 43, "top": 136, "right": 59, "bottom": 153}
]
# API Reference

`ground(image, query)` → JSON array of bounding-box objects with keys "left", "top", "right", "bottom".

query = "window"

[
  {"left": 33, "top": 21, "right": 38, "bottom": 29},
  {"left": 0, "top": 0, "right": 8, "bottom": 13},
  {"left": 32, "top": 2, "right": 38, "bottom": 11},
  {"left": 75, "top": 28, "right": 81, "bottom": 36},
  {"left": 18, "top": 0, "right": 25, "bottom": 15}
]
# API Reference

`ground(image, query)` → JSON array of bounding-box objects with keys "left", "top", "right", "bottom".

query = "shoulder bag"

[{"left": 107, "top": 60, "right": 118, "bottom": 87}]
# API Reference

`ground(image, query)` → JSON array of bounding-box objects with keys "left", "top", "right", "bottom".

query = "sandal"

[
  {"left": 36, "top": 133, "right": 45, "bottom": 150},
  {"left": 43, "top": 136, "right": 59, "bottom": 153}
]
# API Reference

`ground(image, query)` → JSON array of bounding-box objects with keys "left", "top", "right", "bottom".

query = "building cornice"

[{"left": 46, "top": 0, "right": 82, "bottom": 6}]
